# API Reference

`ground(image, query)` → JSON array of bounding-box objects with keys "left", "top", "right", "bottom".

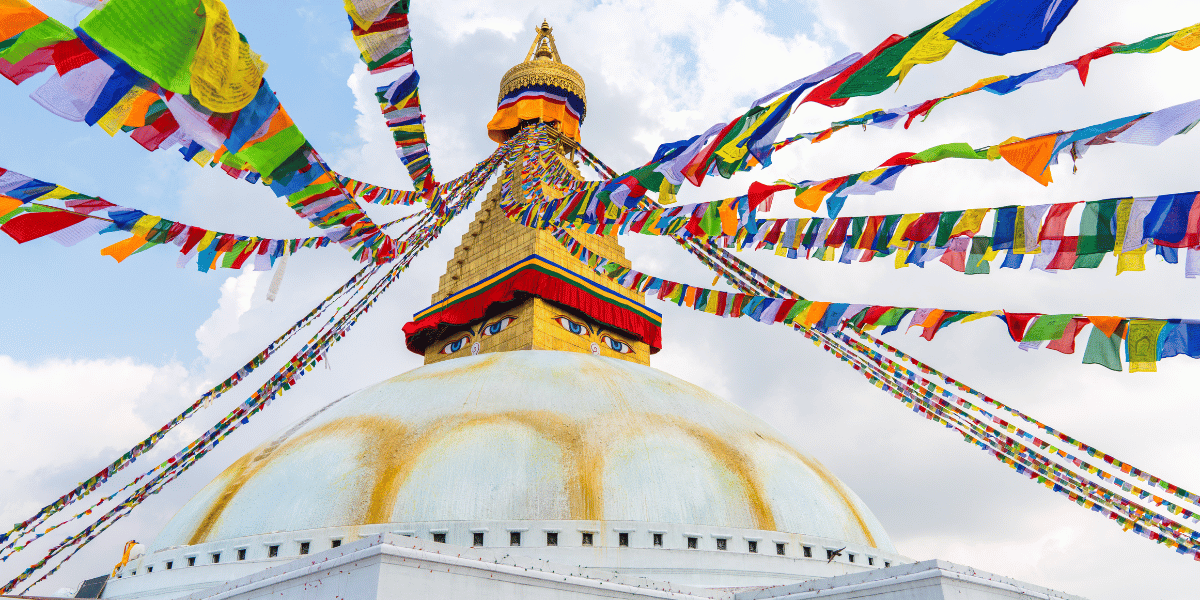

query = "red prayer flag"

[
  {"left": 0, "top": 46, "right": 55, "bottom": 85},
  {"left": 904, "top": 99, "right": 941, "bottom": 129},
  {"left": 1047, "top": 317, "right": 1088, "bottom": 354},
  {"left": 1047, "top": 236, "right": 1079, "bottom": 271},
  {"left": 49, "top": 39, "right": 96, "bottom": 76},
  {"left": 1038, "top": 203, "right": 1076, "bottom": 241},
  {"left": 1, "top": 211, "right": 87, "bottom": 243},
  {"left": 879, "top": 151, "right": 923, "bottom": 167},
  {"left": 1003, "top": 311, "right": 1040, "bottom": 342},
  {"left": 902, "top": 212, "right": 941, "bottom": 243},
  {"left": 747, "top": 182, "right": 793, "bottom": 210},
  {"left": 1067, "top": 43, "right": 1121, "bottom": 85}
]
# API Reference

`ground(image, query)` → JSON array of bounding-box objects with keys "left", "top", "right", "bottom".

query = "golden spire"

[
  {"left": 495, "top": 20, "right": 586, "bottom": 114},
  {"left": 526, "top": 20, "right": 561, "bottom": 62}
]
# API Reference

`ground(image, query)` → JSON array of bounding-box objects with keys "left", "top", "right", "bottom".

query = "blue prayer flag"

[{"left": 945, "top": 0, "right": 1080, "bottom": 56}]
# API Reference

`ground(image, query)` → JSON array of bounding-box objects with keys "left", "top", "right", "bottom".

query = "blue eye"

[
  {"left": 555, "top": 316, "right": 589, "bottom": 336},
  {"left": 601, "top": 335, "right": 633, "bottom": 354},
  {"left": 483, "top": 316, "right": 516, "bottom": 336},
  {"left": 441, "top": 335, "right": 470, "bottom": 354}
]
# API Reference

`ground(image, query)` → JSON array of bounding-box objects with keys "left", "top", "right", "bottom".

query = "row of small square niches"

[
  {"left": 120, "top": 539, "right": 342, "bottom": 577},
  {"left": 123, "top": 527, "right": 892, "bottom": 577},
  {"left": 444, "top": 529, "right": 889, "bottom": 567}
]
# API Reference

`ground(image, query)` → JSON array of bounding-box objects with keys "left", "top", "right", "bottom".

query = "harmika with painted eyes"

[
  {"left": 439, "top": 311, "right": 635, "bottom": 356},
  {"left": 552, "top": 315, "right": 634, "bottom": 354},
  {"left": 439, "top": 314, "right": 519, "bottom": 355}
]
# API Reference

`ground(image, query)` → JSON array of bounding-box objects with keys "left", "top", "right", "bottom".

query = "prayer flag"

[{"left": 945, "top": 0, "right": 1080, "bottom": 56}]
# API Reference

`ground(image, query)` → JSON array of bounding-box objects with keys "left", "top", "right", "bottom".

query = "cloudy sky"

[{"left": 2, "top": 0, "right": 1199, "bottom": 597}]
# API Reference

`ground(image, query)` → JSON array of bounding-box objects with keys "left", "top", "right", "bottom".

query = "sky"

[{"left": 1, "top": 0, "right": 1199, "bottom": 597}]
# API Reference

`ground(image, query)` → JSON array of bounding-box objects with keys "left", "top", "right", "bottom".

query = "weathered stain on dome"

[{"left": 157, "top": 351, "right": 894, "bottom": 554}]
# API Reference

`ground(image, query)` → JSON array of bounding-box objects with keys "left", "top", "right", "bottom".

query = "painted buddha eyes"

[
  {"left": 553, "top": 315, "right": 632, "bottom": 354},
  {"left": 555, "top": 316, "right": 591, "bottom": 336},
  {"left": 441, "top": 334, "right": 470, "bottom": 354},
  {"left": 482, "top": 316, "right": 516, "bottom": 336},
  {"left": 600, "top": 335, "right": 633, "bottom": 354}
]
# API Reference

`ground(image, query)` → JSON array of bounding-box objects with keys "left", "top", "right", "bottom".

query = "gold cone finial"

[{"left": 526, "top": 20, "right": 561, "bottom": 62}]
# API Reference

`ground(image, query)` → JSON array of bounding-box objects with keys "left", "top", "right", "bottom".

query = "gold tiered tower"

[{"left": 403, "top": 23, "right": 661, "bottom": 367}]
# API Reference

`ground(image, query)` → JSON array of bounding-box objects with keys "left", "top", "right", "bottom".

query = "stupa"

[{"left": 90, "top": 22, "right": 1084, "bottom": 600}]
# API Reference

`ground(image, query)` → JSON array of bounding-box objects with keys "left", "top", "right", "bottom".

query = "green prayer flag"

[
  {"left": 784, "top": 300, "right": 811, "bottom": 325},
  {"left": 965, "top": 236, "right": 991, "bottom": 275},
  {"left": 848, "top": 216, "right": 866, "bottom": 247},
  {"left": 698, "top": 201, "right": 722, "bottom": 236},
  {"left": 875, "top": 307, "right": 907, "bottom": 329},
  {"left": 1082, "top": 326, "right": 1123, "bottom": 371},
  {"left": 1022, "top": 314, "right": 1078, "bottom": 342},
  {"left": 1077, "top": 199, "right": 1118, "bottom": 254},
  {"left": 3, "top": 19, "right": 76, "bottom": 63},
  {"left": 80, "top": 0, "right": 205, "bottom": 94},
  {"left": 1072, "top": 253, "right": 1106, "bottom": 270},
  {"left": 831, "top": 20, "right": 941, "bottom": 100},
  {"left": 910, "top": 143, "right": 984, "bottom": 163},
  {"left": 935, "top": 211, "right": 964, "bottom": 247},
  {"left": 1112, "top": 31, "right": 1176, "bottom": 54}
]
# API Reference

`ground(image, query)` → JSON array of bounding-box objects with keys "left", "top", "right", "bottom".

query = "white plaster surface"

[
  {"left": 152, "top": 352, "right": 895, "bottom": 552},
  {"left": 103, "top": 535, "right": 1086, "bottom": 600}
]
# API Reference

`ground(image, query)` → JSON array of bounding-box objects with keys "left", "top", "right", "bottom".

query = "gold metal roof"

[{"left": 497, "top": 20, "right": 586, "bottom": 119}]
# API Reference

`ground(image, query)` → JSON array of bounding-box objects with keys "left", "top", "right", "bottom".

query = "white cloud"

[
  {"left": 0, "top": 355, "right": 191, "bottom": 530},
  {"left": 195, "top": 270, "right": 263, "bottom": 362}
]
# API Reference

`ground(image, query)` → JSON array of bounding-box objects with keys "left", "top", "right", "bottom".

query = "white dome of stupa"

[
  {"left": 109, "top": 351, "right": 904, "bottom": 599},
  {"left": 153, "top": 351, "right": 893, "bottom": 552}
]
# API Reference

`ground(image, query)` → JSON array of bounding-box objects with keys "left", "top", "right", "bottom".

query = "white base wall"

[
  {"left": 109, "top": 519, "right": 906, "bottom": 598},
  {"left": 99, "top": 535, "right": 1086, "bottom": 600}
]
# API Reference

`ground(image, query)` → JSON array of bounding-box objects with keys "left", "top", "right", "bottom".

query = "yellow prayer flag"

[
  {"left": 191, "top": 0, "right": 268, "bottom": 113},
  {"left": 976, "top": 244, "right": 1000, "bottom": 268},
  {"left": 97, "top": 86, "right": 147, "bottom": 137},
  {"left": 195, "top": 229, "right": 218, "bottom": 252},
  {"left": 889, "top": 213, "right": 922, "bottom": 249},
  {"left": 129, "top": 216, "right": 162, "bottom": 238},
  {"left": 191, "top": 149, "right": 215, "bottom": 166},
  {"left": 962, "top": 310, "right": 1001, "bottom": 323},
  {"left": 1167, "top": 23, "right": 1200, "bottom": 51},
  {"left": 888, "top": 0, "right": 991, "bottom": 84},
  {"left": 1013, "top": 206, "right": 1028, "bottom": 254},
  {"left": 343, "top": 0, "right": 395, "bottom": 30},
  {"left": 657, "top": 179, "right": 678, "bottom": 205},
  {"left": 950, "top": 208, "right": 989, "bottom": 237},
  {"left": 39, "top": 186, "right": 78, "bottom": 201},
  {"left": 792, "top": 218, "right": 810, "bottom": 249},
  {"left": 1112, "top": 198, "right": 1134, "bottom": 256},
  {"left": 1116, "top": 246, "right": 1147, "bottom": 274}
]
